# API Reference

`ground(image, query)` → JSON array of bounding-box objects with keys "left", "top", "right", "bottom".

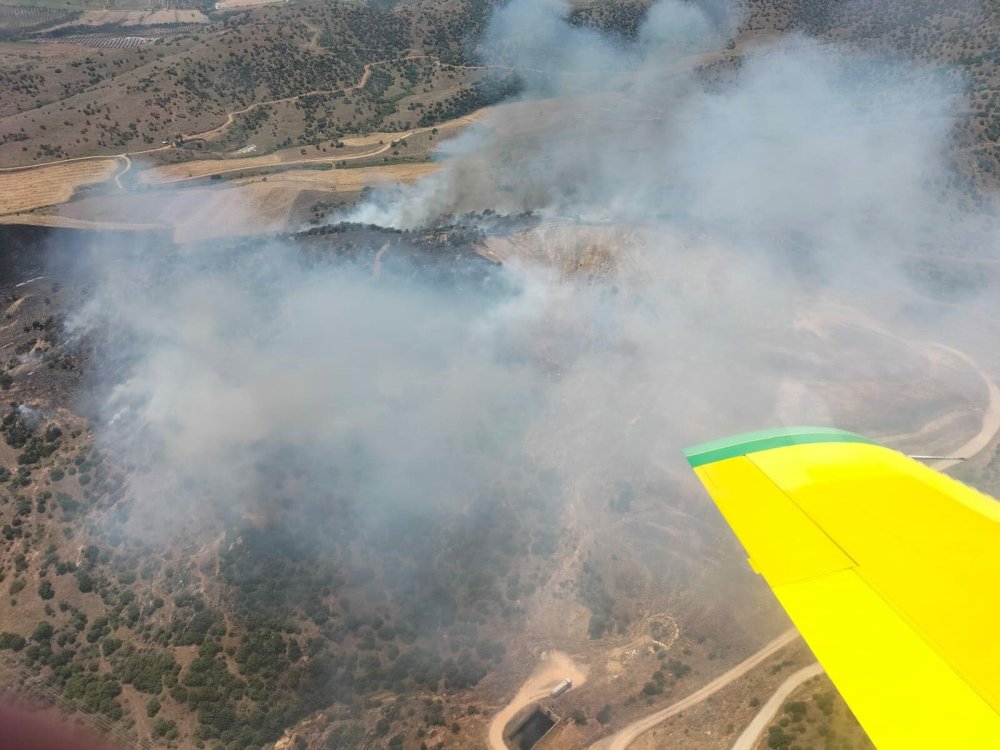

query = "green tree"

[
  {"left": 38, "top": 580, "right": 54, "bottom": 600},
  {"left": 0, "top": 632, "right": 26, "bottom": 651},
  {"left": 31, "top": 621, "right": 53, "bottom": 642}
]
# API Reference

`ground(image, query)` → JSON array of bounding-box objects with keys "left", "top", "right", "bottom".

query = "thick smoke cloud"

[
  {"left": 351, "top": 0, "right": 964, "bottom": 262},
  {"left": 69, "top": 0, "right": 1000, "bottom": 641}
]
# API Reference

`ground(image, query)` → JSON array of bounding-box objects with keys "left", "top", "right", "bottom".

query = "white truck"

[{"left": 550, "top": 678, "right": 572, "bottom": 698}]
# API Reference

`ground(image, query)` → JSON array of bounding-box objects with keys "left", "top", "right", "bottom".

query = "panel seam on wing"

[
  {"left": 748, "top": 449, "right": 1000, "bottom": 718},
  {"left": 851, "top": 564, "right": 1000, "bottom": 718},
  {"left": 698, "top": 461, "right": 858, "bottom": 586},
  {"left": 743, "top": 453, "right": 861, "bottom": 578}
]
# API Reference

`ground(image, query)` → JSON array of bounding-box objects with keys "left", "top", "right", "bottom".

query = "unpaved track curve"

[
  {"left": 589, "top": 629, "right": 799, "bottom": 750},
  {"left": 179, "top": 54, "right": 432, "bottom": 143},
  {"left": 920, "top": 342, "right": 1000, "bottom": 471},
  {"left": 729, "top": 662, "right": 823, "bottom": 750},
  {"left": 487, "top": 651, "right": 586, "bottom": 750},
  {"left": 114, "top": 154, "right": 132, "bottom": 189},
  {"left": 0, "top": 54, "right": 498, "bottom": 178},
  {"left": 730, "top": 341, "right": 1000, "bottom": 750}
]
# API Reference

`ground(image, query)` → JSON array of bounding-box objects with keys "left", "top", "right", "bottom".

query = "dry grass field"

[
  {"left": 0, "top": 156, "right": 437, "bottom": 240},
  {"left": 38, "top": 181, "right": 296, "bottom": 241},
  {"left": 0, "top": 103, "right": 481, "bottom": 221},
  {"left": 0, "top": 212, "right": 161, "bottom": 229},
  {"left": 229, "top": 160, "right": 439, "bottom": 192},
  {"left": 213, "top": 0, "right": 284, "bottom": 10},
  {"left": 0, "top": 157, "right": 118, "bottom": 214},
  {"left": 14, "top": 161, "right": 437, "bottom": 240},
  {"left": 47, "top": 8, "right": 209, "bottom": 26}
]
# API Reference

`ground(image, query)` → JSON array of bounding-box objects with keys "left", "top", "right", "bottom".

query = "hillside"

[
  {"left": 741, "top": 0, "right": 1000, "bottom": 197},
  {"left": 0, "top": 0, "right": 510, "bottom": 167},
  {"left": 2, "top": 2, "right": 1000, "bottom": 750},
  {"left": 571, "top": 0, "right": 1000, "bottom": 200},
  {"left": 0, "top": 224, "right": 565, "bottom": 750}
]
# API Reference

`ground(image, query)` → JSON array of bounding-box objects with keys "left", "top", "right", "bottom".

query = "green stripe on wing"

[{"left": 684, "top": 426, "right": 874, "bottom": 468}]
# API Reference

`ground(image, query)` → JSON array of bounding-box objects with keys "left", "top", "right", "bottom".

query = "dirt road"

[
  {"left": 143, "top": 128, "right": 420, "bottom": 185},
  {"left": 729, "top": 662, "right": 823, "bottom": 750},
  {"left": 0, "top": 54, "right": 483, "bottom": 181},
  {"left": 921, "top": 342, "right": 1000, "bottom": 471},
  {"left": 178, "top": 55, "right": 431, "bottom": 144},
  {"left": 114, "top": 154, "right": 132, "bottom": 189},
  {"left": 486, "top": 651, "right": 587, "bottom": 750},
  {"left": 589, "top": 629, "right": 799, "bottom": 750}
]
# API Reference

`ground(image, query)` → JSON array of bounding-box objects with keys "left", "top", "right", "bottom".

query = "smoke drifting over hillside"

[
  {"left": 355, "top": 0, "right": 967, "bottom": 257},
  {"left": 71, "top": 0, "right": 1000, "bottom": 639}
]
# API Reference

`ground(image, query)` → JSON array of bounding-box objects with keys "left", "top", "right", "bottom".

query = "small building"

[{"left": 508, "top": 704, "right": 561, "bottom": 750}]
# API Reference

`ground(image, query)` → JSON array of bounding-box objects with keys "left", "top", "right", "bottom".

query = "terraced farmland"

[
  {"left": 0, "top": 3, "right": 73, "bottom": 31},
  {"left": 51, "top": 32, "right": 156, "bottom": 47}
]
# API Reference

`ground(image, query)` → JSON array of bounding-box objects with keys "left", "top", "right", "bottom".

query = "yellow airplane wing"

[{"left": 684, "top": 427, "right": 1000, "bottom": 748}]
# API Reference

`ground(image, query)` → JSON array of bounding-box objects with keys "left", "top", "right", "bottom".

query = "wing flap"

[
  {"left": 775, "top": 567, "right": 1000, "bottom": 748},
  {"left": 687, "top": 427, "right": 1000, "bottom": 749},
  {"left": 697, "top": 457, "right": 855, "bottom": 587}
]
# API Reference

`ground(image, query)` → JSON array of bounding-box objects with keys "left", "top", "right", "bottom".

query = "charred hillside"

[{"left": 0, "top": 223, "right": 562, "bottom": 750}]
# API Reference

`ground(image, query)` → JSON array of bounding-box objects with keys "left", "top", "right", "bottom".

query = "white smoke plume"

[{"left": 65, "top": 0, "right": 1000, "bottom": 646}]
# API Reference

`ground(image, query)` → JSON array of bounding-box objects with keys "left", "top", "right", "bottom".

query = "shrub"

[
  {"left": 38, "top": 579, "right": 54, "bottom": 600},
  {"left": 75, "top": 570, "right": 94, "bottom": 593},
  {"left": 115, "top": 651, "right": 178, "bottom": 694},
  {"left": 0, "top": 632, "right": 26, "bottom": 651},
  {"left": 31, "top": 621, "right": 53, "bottom": 641}
]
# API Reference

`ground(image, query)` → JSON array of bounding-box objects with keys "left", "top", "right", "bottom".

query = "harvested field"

[
  {"left": 4, "top": 0, "right": 151, "bottom": 10},
  {"left": 3, "top": 160, "right": 438, "bottom": 240},
  {"left": 0, "top": 213, "right": 163, "bottom": 231},
  {"left": 49, "top": 181, "right": 301, "bottom": 242},
  {"left": 45, "top": 9, "right": 208, "bottom": 26},
  {"left": 0, "top": 4, "right": 72, "bottom": 31},
  {"left": 50, "top": 33, "right": 155, "bottom": 48},
  {"left": 214, "top": 0, "right": 285, "bottom": 10},
  {"left": 138, "top": 150, "right": 412, "bottom": 185},
  {"left": 0, "top": 158, "right": 119, "bottom": 214},
  {"left": 228, "top": 161, "right": 439, "bottom": 192}
]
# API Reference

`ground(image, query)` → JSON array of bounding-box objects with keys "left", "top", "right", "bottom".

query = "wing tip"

[{"left": 684, "top": 426, "right": 874, "bottom": 468}]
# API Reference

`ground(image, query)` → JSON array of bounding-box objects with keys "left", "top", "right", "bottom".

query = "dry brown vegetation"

[
  {"left": 0, "top": 0, "right": 510, "bottom": 168},
  {"left": 44, "top": 9, "right": 209, "bottom": 27},
  {"left": 213, "top": 0, "right": 283, "bottom": 10},
  {"left": 0, "top": 157, "right": 118, "bottom": 213},
  {"left": 0, "top": 105, "right": 480, "bottom": 219}
]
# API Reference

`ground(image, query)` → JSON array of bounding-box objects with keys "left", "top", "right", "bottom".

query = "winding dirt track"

[
  {"left": 729, "top": 663, "right": 824, "bottom": 750},
  {"left": 178, "top": 54, "right": 431, "bottom": 143},
  {"left": 0, "top": 54, "right": 497, "bottom": 180},
  {"left": 113, "top": 154, "right": 132, "bottom": 189},
  {"left": 921, "top": 342, "right": 1000, "bottom": 471},
  {"left": 588, "top": 629, "right": 799, "bottom": 750}
]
